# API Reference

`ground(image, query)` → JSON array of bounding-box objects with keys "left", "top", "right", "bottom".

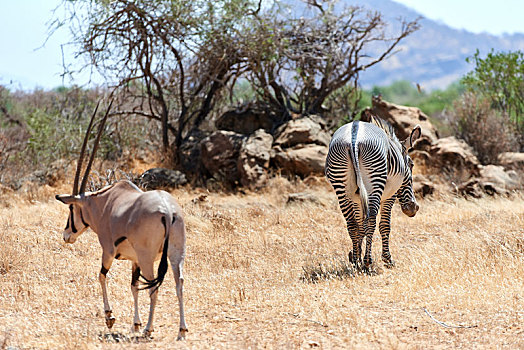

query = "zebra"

[{"left": 325, "top": 115, "right": 421, "bottom": 269}]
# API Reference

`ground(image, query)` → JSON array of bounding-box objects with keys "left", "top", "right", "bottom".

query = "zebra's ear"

[{"left": 403, "top": 125, "right": 421, "bottom": 153}]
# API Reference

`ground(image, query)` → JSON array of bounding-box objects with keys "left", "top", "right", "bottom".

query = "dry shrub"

[{"left": 451, "top": 92, "right": 519, "bottom": 164}]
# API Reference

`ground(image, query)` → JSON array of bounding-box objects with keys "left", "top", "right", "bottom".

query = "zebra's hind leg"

[
  {"left": 345, "top": 201, "right": 361, "bottom": 267},
  {"left": 379, "top": 197, "right": 396, "bottom": 268}
]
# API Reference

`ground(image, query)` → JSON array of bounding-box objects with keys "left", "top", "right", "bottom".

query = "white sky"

[
  {"left": 394, "top": 0, "right": 524, "bottom": 35},
  {"left": 1, "top": 0, "right": 523, "bottom": 91}
]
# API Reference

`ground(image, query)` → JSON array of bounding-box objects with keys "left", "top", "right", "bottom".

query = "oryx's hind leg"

[
  {"left": 131, "top": 263, "right": 142, "bottom": 332},
  {"left": 99, "top": 253, "right": 115, "bottom": 329},
  {"left": 137, "top": 257, "right": 158, "bottom": 337},
  {"left": 169, "top": 248, "right": 188, "bottom": 340}
]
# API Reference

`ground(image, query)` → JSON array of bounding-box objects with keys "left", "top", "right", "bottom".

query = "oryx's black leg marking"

[
  {"left": 114, "top": 236, "right": 127, "bottom": 247},
  {"left": 132, "top": 265, "right": 141, "bottom": 287},
  {"left": 115, "top": 253, "right": 121, "bottom": 260},
  {"left": 100, "top": 264, "right": 109, "bottom": 276}
]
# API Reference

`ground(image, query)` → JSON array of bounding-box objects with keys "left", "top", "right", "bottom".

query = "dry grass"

[{"left": 0, "top": 177, "right": 523, "bottom": 349}]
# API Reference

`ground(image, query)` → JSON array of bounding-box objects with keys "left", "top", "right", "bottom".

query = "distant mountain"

[
  {"left": 353, "top": 0, "right": 524, "bottom": 90},
  {"left": 280, "top": 0, "right": 524, "bottom": 90}
]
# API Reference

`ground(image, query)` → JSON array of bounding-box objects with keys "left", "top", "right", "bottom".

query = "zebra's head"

[{"left": 398, "top": 125, "right": 422, "bottom": 217}]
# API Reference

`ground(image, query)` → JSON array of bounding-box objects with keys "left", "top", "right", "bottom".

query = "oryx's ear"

[
  {"left": 55, "top": 194, "right": 80, "bottom": 205},
  {"left": 403, "top": 125, "right": 422, "bottom": 154}
]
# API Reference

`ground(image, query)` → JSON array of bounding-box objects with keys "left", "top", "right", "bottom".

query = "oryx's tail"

[
  {"left": 140, "top": 215, "right": 173, "bottom": 292},
  {"left": 349, "top": 122, "right": 369, "bottom": 218}
]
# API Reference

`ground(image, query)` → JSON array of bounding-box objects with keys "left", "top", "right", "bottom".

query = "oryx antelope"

[
  {"left": 55, "top": 101, "right": 188, "bottom": 340},
  {"left": 325, "top": 114, "right": 421, "bottom": 269}
]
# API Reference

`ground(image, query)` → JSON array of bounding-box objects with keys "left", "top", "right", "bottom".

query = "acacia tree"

[
  {"left": 57, "top": 0, "right": 258, "bottom": 157},
  {"left": 242, "top": 0, "right": 419, "bottom": 120}
]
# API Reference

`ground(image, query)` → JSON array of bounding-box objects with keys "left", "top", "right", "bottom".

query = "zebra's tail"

[{"left": 349, "top": 123, "right": 369, "bottom": 218}]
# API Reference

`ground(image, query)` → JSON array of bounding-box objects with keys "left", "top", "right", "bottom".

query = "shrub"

[{"left": 451, "top": 92, "right": 519, "bottom": 165}]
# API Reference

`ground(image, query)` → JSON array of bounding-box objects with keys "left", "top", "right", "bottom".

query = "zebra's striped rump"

[{"left": 325, "top": 115, "right": 421, "bottom": 269}]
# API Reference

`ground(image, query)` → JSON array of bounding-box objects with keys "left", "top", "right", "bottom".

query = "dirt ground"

[{"left": 1, "top": 177, "right": 523, "bottom": 349}]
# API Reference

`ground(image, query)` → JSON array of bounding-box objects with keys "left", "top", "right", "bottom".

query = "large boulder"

[
  {"left": 413, "top": 174, "right": 436, "bottom": 198},
  {"left": 272, "top": 144, "right": 327, "bottom": 176},
  {"left": 274, "top": 115, "right": 331, "bottom": 147},
  {"left": 237, "top": 129, "right": 274, "bottom": 189},
  {"left": 479, "top": 165, "right": 521, "bottom": 191},
  {"left": 457, "top": 165, "right": 521, "bottom": 197},
  {"left": 139, "top": 168, "right": 187, "bottom": 190},
  {"left": 430, "top": 136, "right": 480, "bottom": 178},
  {"left": 497, "top": 152, "right": 524, "bottom": 171},
  {"left": 215, "top": 106, "right": 282, "bottom": 135},
  {"left": 201, "top": 131, "right": 245, "bottom": 184},
  {"left": 364, "top": 96, "right": 438, "bottom": 149}
]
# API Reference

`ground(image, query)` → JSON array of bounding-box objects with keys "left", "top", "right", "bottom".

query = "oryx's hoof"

[
  {"left": 133, "top": 323, "right": 142, "bottom": 332},
  {"left": 143, "top": 328, "right": 154, "bottom": 338},
  {"left": 177, "top": 328, "right": 188, "bottom": 341},
  {"left": 105, "top": 316, "right": 116, "bottom": 329}
]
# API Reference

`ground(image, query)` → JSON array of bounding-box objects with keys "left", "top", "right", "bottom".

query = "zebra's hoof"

[
  {"left": 133, "top": 323, "right": 142, "bottom": 332},
  {"left": 383, "top": 259, "right": 395, "bottom": 268},
  {"left": 348, "top": 251, "right": 360, "bottom": 265}
]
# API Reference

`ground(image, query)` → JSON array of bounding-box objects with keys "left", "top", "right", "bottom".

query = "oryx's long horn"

[
  {"left": 73, "top": 100, "right": 101, "bottom": 195},
  {"left": 79, "top": 99, "right": 114, "bottom": 194}
]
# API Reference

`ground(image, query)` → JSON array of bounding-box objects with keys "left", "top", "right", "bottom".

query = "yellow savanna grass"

[{"left": 0, "top": 177, "right": 522, "bottom": 349}]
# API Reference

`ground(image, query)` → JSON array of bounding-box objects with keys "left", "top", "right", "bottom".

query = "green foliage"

[
  {"left": 369, "top": 80, "right": 464, "bottom": 116},
  {"left": 462, "top": 49, "right": 524, "bottom": 131}
]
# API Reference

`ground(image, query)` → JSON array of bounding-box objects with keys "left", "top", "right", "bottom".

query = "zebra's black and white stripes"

[{"left": 325, "top": 115, "right": 421, "bottom": 268}]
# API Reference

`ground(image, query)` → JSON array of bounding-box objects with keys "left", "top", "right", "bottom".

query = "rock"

[
  {"left": 272, "top": 144, "right": 327, "bottom": 176},
  {"left": 238, "top": 129, "right": 274, "bottom": 189},
  {"left": 215, "top": 106, "right": 282, "bottom": 135},
  {"left": 201, "top": 130, "right": 245, "bottom": 184},
  {"left": 457, "top": 165, "right": 522, "bottom": 197},
  {"left": 413, "top": 174, "right": 435, "bottom": 197},
  {"left": 363, "top": 96, "right": 438, "bottom": 148},
  {"left": 430, "top": 136, "right": 480, "bottom": 177},
  {"left": 458, "top": 178, "right": 508, "bottom": 198},
  {"left": 178, "top": 130, "right": 207, "bottom": 176},
  {"left": 479, "top": 165, "right": 521, "bottom": 191},
  {"left": 139, "top": 168, "right": 187, "bottom": 189},
  {"left": 497, "top": 152, "right": 524, "bottom": 171},
  {"left": 274, "top": 116, "right": 331, "bottom": 147}
]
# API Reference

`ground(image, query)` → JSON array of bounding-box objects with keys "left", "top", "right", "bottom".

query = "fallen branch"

[{"left": 423, "top": 308, "right": 478, "bottom": 329}]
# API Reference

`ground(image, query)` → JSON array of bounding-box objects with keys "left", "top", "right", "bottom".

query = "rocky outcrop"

[
  {"left": 139, "top": 168, "right": 187, "bottom": 189},
  {"left": 430, "top": 136, "right": 480, "bottom": 177},
  {"left": 237, "top": 130, "right": 274, "bottom": 189},
  {"left": 215, "top": 107, "right": 281, "bottom": 135},
  {"left": 273, "top": 144, "right": 327, "bottom": 176},
  {"left": 273, "top": 115, "right": 331, "bottom": 147},
  {"left": 201, "top": 131, "right": 245, "bottom": 185},
  {"left": 363, "top": 96, "right": 438, "bottom": 150},
  {"left": 457, "top": 165, "right": 522, "bottom": 197},
  {"left": 413, "top": 174, "right": 435, "bottom": 198},
  {"left": 497, "top": 152, "right": 524, "bottom": 171}
]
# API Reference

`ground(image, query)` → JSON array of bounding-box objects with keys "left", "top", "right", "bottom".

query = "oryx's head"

[
  {"left": 55, "top": 100, "right": 112, "bottom": 243},
  {"left": 397, "top": 125, "right": 422, "bottom": 217},
  {"left": 55, "top": 194, "right": 90, "bottom": 243}
]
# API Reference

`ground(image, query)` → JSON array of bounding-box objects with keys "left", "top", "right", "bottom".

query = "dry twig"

[{"left": 423, "top": 308, "right": 478, "bottom": 329}]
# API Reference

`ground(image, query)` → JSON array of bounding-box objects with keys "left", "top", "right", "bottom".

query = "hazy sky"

[{"left": 1, "top": 0, "right": 523, "bottom": 91}]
